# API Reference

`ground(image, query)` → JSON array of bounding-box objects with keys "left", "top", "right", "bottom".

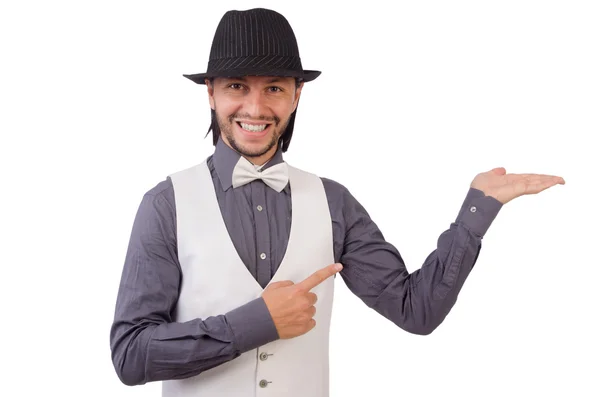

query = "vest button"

[
  {"left": 259, "top": 352, "right": 268, "bottom": 361},
  {"left": 259, "top": 379, "right": 269, "bottom": 388}
]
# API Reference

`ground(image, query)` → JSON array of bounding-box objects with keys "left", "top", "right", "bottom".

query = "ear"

[
  {"left": 206, "top": 78, "right": 215, "bottom": 110},
  {"left": 293, "top": 81, "right": 304, "bottom": 111}
]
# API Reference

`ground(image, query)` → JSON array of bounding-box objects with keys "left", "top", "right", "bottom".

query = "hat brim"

[{"left": 183, "top": 68, "right": 321, "bottom": 84}]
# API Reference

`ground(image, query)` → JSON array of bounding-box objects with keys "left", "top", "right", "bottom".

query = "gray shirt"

[{"left": 110, "top": 137, "right": 503, "bottom": 386}]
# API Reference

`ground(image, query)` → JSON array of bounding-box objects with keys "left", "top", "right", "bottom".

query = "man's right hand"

[{"left": 261, "top": 263, "right": 343, "bottom": 339}]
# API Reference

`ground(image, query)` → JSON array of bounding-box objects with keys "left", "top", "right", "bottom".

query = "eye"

[
  {"left": 267, "top": 86, "right": 283, "bottom": 93},
  {"left": 228, "top": 83, "right": 244, "bottom": 90}
]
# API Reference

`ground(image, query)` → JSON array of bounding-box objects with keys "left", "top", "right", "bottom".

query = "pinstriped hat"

[{"left": 183, "top": 8, "right": 320, "bottom": 84}]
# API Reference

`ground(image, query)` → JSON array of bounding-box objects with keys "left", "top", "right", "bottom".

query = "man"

[{"left": 109, "top": 7, "right": 565, "bottom": 397}]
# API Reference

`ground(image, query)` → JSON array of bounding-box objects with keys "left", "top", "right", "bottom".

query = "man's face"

[{"left": 206, "top": 75, "right": 303, "bottom": 162}]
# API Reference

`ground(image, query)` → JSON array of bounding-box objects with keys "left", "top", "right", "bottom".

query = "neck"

[{"left": 243, "top": 150, "right": 276, "bottom": 167}]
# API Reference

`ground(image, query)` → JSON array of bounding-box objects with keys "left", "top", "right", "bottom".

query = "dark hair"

[{"left": 205, "top": 78, "right": 302, "bottom": 153}]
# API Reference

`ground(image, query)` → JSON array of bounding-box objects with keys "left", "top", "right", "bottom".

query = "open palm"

[{"left": 471, "top": 167, "right": 565, "bottom": 204}]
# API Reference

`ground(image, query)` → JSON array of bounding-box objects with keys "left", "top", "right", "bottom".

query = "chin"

[
  {"left": 228, "top": 135, "right": 272, "bottom": 157},
  {"left": 237, "top": 145, "right": 264, "bottom": 157},
  {"left": 222, "top": 119, "right": 281, "bottom": 158}
]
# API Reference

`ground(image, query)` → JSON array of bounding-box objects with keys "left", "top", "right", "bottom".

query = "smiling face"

[{"left": 206, "top": 75, "right": 303, "bottom": 165}]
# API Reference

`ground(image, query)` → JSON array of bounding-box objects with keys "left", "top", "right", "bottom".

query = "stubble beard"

[{"left": 217, "top": 111, "right": 289, "bottom": 159}]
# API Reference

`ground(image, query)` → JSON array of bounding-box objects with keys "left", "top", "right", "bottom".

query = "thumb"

[
  {"left": 265, "top": 280, "right": 294, "bottom": 290},
  {"left": 490, "top": 167, "right": 506, "bottom": 176}
]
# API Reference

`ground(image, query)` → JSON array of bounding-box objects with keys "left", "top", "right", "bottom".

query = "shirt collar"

[{"left": 213, "top": 136, "right": 285, "bottom": 191}]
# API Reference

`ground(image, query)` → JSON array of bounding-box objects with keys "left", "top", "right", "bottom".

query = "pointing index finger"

[{"left": 296, "top": 263, "right": 343, "bottom": 291}]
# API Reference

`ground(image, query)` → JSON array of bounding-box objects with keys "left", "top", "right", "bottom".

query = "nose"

[{"left": 242, "top": 89, "right": 268, "bottom": 118}]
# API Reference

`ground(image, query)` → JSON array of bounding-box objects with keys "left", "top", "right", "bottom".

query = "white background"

[{"left": 1, "top": 1, "right": 599, "bottom": 396}]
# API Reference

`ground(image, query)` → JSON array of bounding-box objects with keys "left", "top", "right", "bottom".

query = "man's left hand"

[{"left": 470, "top": 167, "right": 565, "bottom": 205}]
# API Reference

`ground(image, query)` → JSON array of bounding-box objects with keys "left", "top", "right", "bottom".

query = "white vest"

[{"left": 164, "top": 160, "right": 335, "bottom": 397}]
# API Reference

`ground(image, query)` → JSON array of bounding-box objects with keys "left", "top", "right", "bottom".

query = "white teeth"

[{"left": 240, "top": 123, "right": 267, "bottom": 132}]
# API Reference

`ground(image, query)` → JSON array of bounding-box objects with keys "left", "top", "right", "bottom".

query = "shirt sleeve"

[
  {"left": 109, "top": 182, "right": 279, "bottom": 386},
  {"left": 330, "top": 182, "right": 502, "bottom": 335}
]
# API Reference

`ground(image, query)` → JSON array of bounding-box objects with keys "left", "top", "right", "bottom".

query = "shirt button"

[
  {"left": 257, "top": 205, "right": 263, "bottom": 211},
  {"left": 470, "top": 206, "right": 477, "bottom": 213},
  {"left": 259, "top": 352, "right": 269, "bottom": 361},
  {"left": 259, "top": 379, "right": 269, "bottom": 388},
  {"left": 260, "top": 253, "right": 266, "bottom": 260}
]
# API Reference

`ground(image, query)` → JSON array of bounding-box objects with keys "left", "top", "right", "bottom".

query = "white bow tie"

[{"left": 231, "top": 157, "right": 289, "bottom": 192}]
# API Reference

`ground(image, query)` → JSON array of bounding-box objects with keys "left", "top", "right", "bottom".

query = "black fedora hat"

[{"left": 183, "top": 8, "right": 321, "bottom": 84}]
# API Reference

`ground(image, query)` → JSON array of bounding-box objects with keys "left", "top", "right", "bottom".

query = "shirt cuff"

[
  {"left": 225, "top": 297, "right": 279, "bottom": 354},
  {"left": 455, "top": 187, "right": 503, "bottom": 237}
]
